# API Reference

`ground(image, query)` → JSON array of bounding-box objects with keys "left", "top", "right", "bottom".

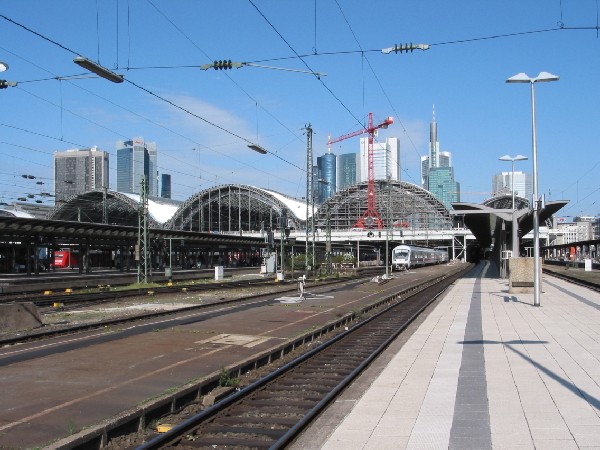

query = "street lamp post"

[
  {"left": 499, "top": 154, "right": 528, "bottom": 256},
  {"left": 0, "top": 61, "right": 17, "bottom": 89},
  {"left": 507, "top": 72, "right": 559, "bottom": 307},
  {"left": 386, "top": 176, "right": 392, "bottom": 278}
]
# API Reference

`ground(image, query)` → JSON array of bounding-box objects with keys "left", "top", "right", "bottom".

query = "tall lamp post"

[
  {"left": 506, "top": 71, "right": 559, "bottom": 307},
  {"left": 499, "top": 154, "right": 528, "bottom": 256},
  {"left": 0, "top": 61, "right": 17, "bottom": 89}
]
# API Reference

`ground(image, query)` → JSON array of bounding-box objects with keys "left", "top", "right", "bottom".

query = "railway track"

[
  {"left": 543, "top": 267, "right": 600, "bottom": 292},
  {"left": 6, "top": 277, "right": 276, "bottom": 309},
  {"left": 137, "top": 263, "right": 472, "bottom": 449},
  {"left": 0, "top": 276, "right": 274, "bottom": 306},
  {"left": 1, "top": 267, "right": 386, "bottom": 308},
  {"left": 0, "top": 270, "right": 383, "bottom": 347}
]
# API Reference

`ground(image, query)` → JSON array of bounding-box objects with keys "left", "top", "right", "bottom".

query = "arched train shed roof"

[
  {"left": 313, "top": 181, "right": 453, "bottom": 230},
  {"left": 482, "top": 194, "right": 529, "bottom": 210},
  {"left": 46, "top": 183, "right": 457, "bottom": 233},
  {"left": 164, "top": 184, "right": 306, "bottom": 232},
  {"left": 48, "top": 190, "right": 181, "bottom": 228}
]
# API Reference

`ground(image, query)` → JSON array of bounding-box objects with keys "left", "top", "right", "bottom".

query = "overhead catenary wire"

[
  {"left": 0, "top": 12, "right": 302, "bottom": 170},
  {"left": 2, "top": 6, "right": 600, "bottom": 209},
  {"left": 0, "top": 12, "right": 306, "bottom": 198}
]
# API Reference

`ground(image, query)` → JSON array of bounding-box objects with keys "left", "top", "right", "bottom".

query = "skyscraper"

[
  {"left": 116, "top": 138, "right": 158, "bottom": 196},
  {"left": 317, "top": 153, "right": 336, "bottom": 203},
  {"left": 492, "top": 171, "right": 532, "bottom": 200},
  {"left": 422, "top": 107, "right": 460, "bottom": 209},
  {"left": 358, "top": 137, "right": 400, "bottom": 181},
  {"left": 421, "top": 151, "right": 451, "bottom": 188},
  {"left": 54, "top": 146, "right": 109, "bottom": 202},
  {"left": 429, "top": 167, "right": 460, "bottom": 209},
  {"left": 336, "top": 153, "right": 358, "bottom": 191},
  {"left": 161, "top": 173, "right": 172, "bottom": 199}
]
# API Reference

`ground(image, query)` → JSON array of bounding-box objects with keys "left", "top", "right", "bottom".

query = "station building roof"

[
  {"left": 0, "top": 215, "right": 265, "bottom": 249},
  {"left": 48, "top": 190, "right": 182, "bottom": 228},
  {"left": 452, "top": 193, "right": 568, "bottom": 248},
  {"left": 6, "top": 187, "right": 570, "bottom": 249},
  {"left": 312, "top": 180, "right": 454, "bottom": 231}
]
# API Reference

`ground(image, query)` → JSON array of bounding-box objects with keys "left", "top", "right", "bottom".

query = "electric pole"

[
  {"left": 304, "top": 124, "right": 314, "bottom": 275},
  {"left": 137, "top": 176, "right": 150, "bottom": 284}
]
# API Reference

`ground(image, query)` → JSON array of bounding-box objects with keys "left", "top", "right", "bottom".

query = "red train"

[{"left": 54, "top": 250, "right": 78, "bottom": 269}]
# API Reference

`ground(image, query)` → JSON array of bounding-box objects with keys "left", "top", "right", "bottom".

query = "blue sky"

[{"left": 1, "top": 1, "right": 599, "bottom": 219}]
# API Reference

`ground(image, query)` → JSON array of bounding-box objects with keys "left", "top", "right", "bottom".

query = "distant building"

[
  {"left": 358, "top": 137, "right": 400, "bottom": 182},
  {"left": 553, "top": 219, "right": 593, "bottom": 245},
  {"left": 161, "top": 174, "right": 172, "bottom": 199},
  {"left": 492, "top": 171, "right": 532, "bottom": 200},
  {"left": 428, "top": 167, "right": 460, "bottom": 210},
  {"left": 421, "top": 151, "right": 451, "bottom": 188},
  {"left": 54, "top": 146, "right": 109, "bottom": 202},
  {"left": 420, "top": 155, "right": 429, "bottom": 188},
  {"left": 336, "top": 153, "right": 358, "bottom": 191},
  {"left": 421, "top": 106, "right": 460, "bottom": 209},
  {"left": 317, "top": 153, "right": 336, "bottom": 203},
  {"left": 116, "top": 137, "right": 158, "bottom": 196}
]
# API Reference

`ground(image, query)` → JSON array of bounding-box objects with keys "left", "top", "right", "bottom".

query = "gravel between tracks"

[{"left": 0, "top": 275, "right": 292, "bottom": 342}]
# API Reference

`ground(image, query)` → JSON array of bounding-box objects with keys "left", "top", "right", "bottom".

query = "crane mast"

[{"left": 328, "top": 112, "right": 393, "bottom": 229}]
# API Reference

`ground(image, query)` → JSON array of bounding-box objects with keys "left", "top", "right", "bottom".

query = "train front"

[{"left": 392, "top": 246, "right": 411, "bottom": 271}]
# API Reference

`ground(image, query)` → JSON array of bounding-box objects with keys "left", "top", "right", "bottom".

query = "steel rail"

[
  {"left": 0, "top": 273, "right": 378, "bottom": 347},
  {"left": 542, "top": 267, "right": 600, "bottom": 293},
  {"left": 138, "top": 264, "right": 472, "bottom": 449}
]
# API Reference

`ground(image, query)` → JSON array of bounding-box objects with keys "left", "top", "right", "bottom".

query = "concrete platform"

[{"left": 294, "top": 261, "right": 600, "bottom": 449}]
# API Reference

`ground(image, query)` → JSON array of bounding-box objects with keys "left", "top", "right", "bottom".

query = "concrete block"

[
  {"left": 202, "top": 386, "right": 235, "bottom": 407},
  {"left": 509, "top": 257, "right": 542, "bottom": 293},
  {"left": 0, "top": 302, "right": 43, "bottom": 332}
]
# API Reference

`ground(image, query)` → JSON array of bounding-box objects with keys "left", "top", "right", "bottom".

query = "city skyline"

[{"left": 1, "top": 2, "right": 599, "bottom": 218}]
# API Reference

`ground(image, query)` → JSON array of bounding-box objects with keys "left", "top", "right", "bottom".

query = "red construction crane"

[{"left": 328, "top": 113, "right": 394, "bottom": 229}]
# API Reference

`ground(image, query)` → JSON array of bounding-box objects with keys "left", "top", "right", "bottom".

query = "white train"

[{"left": 391, "top": 245, "right": 448, "bottom": 271}]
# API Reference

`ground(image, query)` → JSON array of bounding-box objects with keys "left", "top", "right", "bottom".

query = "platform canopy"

[{"left": 452, "top": 193, "right": 568, "bottom": 248}]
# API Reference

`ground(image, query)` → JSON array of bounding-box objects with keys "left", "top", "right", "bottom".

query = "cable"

[
  {"left": 332, "top": 0, "right": 420, "bottom": 186},
  {"left": 247, "top": 0, "right": 364, "bottom": 129},
  {"left": 143, "top": 0, "right": 306, "bottom": 153},
  {"left": 0, "top": 18, "right": 306, "bottom": 196}
]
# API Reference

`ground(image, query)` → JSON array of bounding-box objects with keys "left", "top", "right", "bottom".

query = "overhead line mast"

[{"left": 328, "top": 113, "right": 393, "bottom": 229}]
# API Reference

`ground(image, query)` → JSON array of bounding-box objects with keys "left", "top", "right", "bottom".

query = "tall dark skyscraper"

[
  {"left": 54, "top": 146, "right": 109, "bottom": 202},
  {"left": 421, "top": 106, "right": 460, "bottom": 209},
  {"left": 160, "top": 173, "right": 172, "bottom": 199},
  {"left": 317, "top": 152, "right": 336, "bottom": 203},
  {"left": 116, "top": 138, "right": 158, "bottom": 196},
  {"left": 336, "top": 153, "right": 357, "bottom": 191}
]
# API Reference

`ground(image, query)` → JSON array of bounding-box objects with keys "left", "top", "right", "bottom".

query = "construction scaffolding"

[{"left": 312, "top": 180, "right": 453, "bottom": 232}]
